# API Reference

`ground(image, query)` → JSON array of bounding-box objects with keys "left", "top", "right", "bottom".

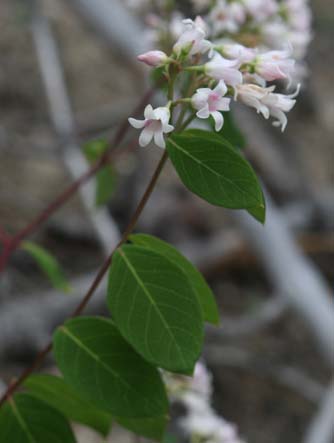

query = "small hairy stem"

[
  {"left": 0, "top": 150, "right": 168, "bottom": 408},
  {"left": 0, "top": 89, "right": 154, "bottom": 273}
]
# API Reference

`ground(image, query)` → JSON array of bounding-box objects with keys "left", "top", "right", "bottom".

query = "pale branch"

[
  {"left": 204, "top": 345, "right": 325, "bottom": 404},
  {"left": 67, "top": 0, "right": 149, "bottom": 60},
  {"left": 31, "top": 5, "right": 121, "bottom": 256},
  {"left": 208, "top": 297, "right": 287, "bottom": 338},
  {"left": 304, "top": 381, "right": 334, "bottom": 443},
  {"left": 232, "top": 193, "right": 334, "bottom": 369}
]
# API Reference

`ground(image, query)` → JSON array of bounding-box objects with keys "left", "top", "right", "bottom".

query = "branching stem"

[
  {"left": 0, "top": 150, "right": 169, "bottom": 408},
  {"left": 0, "top": 89, "right": 154, "bottom": 273}
]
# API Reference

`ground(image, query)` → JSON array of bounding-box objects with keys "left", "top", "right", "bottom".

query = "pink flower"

[
  {"left": 255, "top": 48, "right": 295, "bottom": 83},
  {"left": 205, "top": 53, "right": 243, "bottom": 87},
  {"left": 234, "top": 84, "right": 274, "bottom": 118},
  {"left": 216, "top": 42, "right": 257, "bottom": 64},
  {"left": 261, "top": 84, "right": 300, "bottom": 131},
  {"left": 235, "top": 83, "right": 300, "bottom": 131},
  {"left": 192, "top": 81, "right": 231, "bottom": 131},
  {"left": 128, "top": 105, "right": 174, "bottom": 148},
  {"left": 137, "top": 50, "right": 168, "bottom": 67},
  {"left": 173, "top": 17, "right": 211, "bottom": 57}
]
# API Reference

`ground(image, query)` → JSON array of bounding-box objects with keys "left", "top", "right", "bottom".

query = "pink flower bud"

[{"left": 137, "top": 50, "right": 168, "bottom": 67}]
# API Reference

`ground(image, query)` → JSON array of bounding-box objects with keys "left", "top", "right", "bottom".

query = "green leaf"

[
  {"left": 130, "top": 234, "right": 219, "bottom": 325},
  {"left": 84, "top": 139, "right": 116, "bottom": 206},
  {"left": 167, "top": 131, "right": 264, "bottom": 210},
  {"left": 107, "top": 245, "right": 204, "bottom": 375},
  {"left": 53, "top": 316, "right": 168, "bottom": 419},
  {"left": 211, "top": 112, "right": 246, "bottom": 149},
  {"left": 24, "top": 375, "right": 112, "bottom": 436},
  {"left": 22, "top": 242, "right": 70, "bottom": 292},
  {"left": 0, "top": 393, "right": 76, "bottom": 443},
  {"left": 117, "top": 415, "right": 167, "bottom": 440},
  {"left": 247, "top": 202, "right": 266, "bottom": 224},
  {"left": 163, "top": 433, "right": 178, "bottom": 443}
]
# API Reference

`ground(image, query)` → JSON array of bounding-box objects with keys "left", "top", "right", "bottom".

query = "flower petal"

[
  {"left": 139, "top": 127, "right": 154, "bottom": 147},
  {"left": 154, "top": 130, "right": 166, "bottom": 149},
  {"left": 144, "top": 104, "right": 154, "bottom": 120},
  {"left": 197, "top": 104, "right": 210, "bottom": 119},
  {"left": 128, "top": 117, "right": 146, "bottom": 129},
  {"left": 212, "top": 111, "right": 224, "bottom": 132}
]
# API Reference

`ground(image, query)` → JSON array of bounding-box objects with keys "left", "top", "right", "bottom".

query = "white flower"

[
  {"left": 284, "top": 0, "right": 312, "bottom": 31},
  {"left": 137, "top": 50, "right": 168, "bottom": 67},
  {"left": 191, "top": 361, "right": 213, "bottom": 398},
  {"left": 255, "top": 48, "right": 295, "bottom": 83},
  {"left": 235, "top": 83, "right": 300, "bottom": 131},
  {"left": 173, "top": 17, "right": 211, "bottom": 57},
  {"left": 181, "top": 412, "right": 224, "bottom": 436},
  {"left": 261, "top": 84, "right": 300, "bottom": 130},
  {"left": 210, "top": 0, "right": 246, "bottom": 34},
  {"left": 182, "top": 392, "right": 210, "bottom": 415},
  {"left": 169, "top": 12, "right": 186, "bottom": 40},
  {"left": 261, "top": 19, "right": 289, "bottom": 50},
  {"left": 205, "top": 53, "right": 243, "bottom": 86},
  {"left": 217, "top": 42, "right": 257, "bottom": 64},
  {"left": 243, "top": 0, "right": 278, "bottom": 21},
  {"left": 234, "top": 84, "right": 274, "bottom": 118},
  {"left": 192, "top": 81, "right": 231, "bottom": 131},
  {"left": 128, "top": 105, "right": 174, "bottom": 148}
]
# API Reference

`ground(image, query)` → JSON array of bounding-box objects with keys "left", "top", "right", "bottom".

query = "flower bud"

[{"left": 137, "top": 50, "right": 168, "bottom": 67}]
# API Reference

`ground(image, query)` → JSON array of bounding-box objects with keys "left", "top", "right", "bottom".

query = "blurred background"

[{"left": 0, "top": 1, "right": 333, "bottom": 442}]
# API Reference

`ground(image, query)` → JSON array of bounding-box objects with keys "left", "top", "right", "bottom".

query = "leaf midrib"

[
  {"left": 10, "top": 399, "right": 37, "bottom": 443},
  {"left": 60, "top": 326, "right": 164, "bottom": 414},
  {"left": 118, "top": 249, "right": 186, "bottom": 368},
  {"left": 168, "top": 138, "right": 262, "bottom": 206}
]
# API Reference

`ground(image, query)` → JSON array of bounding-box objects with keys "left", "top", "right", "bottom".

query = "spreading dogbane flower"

[
  {"left": 129, "top": 105, "right": 174, "bottom": 148},
  {"left": 234, "top": 83, "right": 300, "bottom": 131},
  {"left": 205, "top": 52, "right": 243, "bottom": 86},
  {"left": 173, "top": 17, "right": 211, "bottom": 57},
  {"left": 254, "top": 47, "right": 295, "bottom": 83},
  {"left": 192, "top": 80, "right": 231, "bottom": 131}
]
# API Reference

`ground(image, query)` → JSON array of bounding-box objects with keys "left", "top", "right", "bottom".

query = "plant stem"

[
  {"left": 0, "top": 89, "right": 154, "bottom": 273},
  {"left": 176, "top": 111, "right": 197, "bottom": 133},
  {"left": 0, "top": 150, "right": 168, "bottom": 409}
]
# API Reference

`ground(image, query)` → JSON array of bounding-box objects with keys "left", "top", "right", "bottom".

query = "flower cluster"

[
  {"left": 128, "top": 6, "right": 306, "bottom": 148},
  {"left": 165, "top": 361, "right": 245, "bottom": 443},
  {"left": 125, "top": 0, "right": 312, "bottom": 62}
]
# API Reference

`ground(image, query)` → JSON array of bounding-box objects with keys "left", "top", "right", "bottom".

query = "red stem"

[
  {"left": 0, "top": 150, "right": 169, "bottom": 408},
  {"left": 0, "top": 89, "right": 153, "bottom": 273}
]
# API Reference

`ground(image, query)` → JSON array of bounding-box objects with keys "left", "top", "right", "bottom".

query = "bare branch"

[{"left": 304, "top": 381, "right": 334, "bottom": 443}]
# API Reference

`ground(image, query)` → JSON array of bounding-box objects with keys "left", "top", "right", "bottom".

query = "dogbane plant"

[{"left": 0, "top": 1, "right": 309, "bottom": 442}]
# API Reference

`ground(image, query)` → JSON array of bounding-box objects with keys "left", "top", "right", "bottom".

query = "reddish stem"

[
  {"left": 0, "top": 89, "right": 154, "bottom": 273},
  {"left": 0, "top": 226, "right": 11, "bottom": 244},
  {"left": 0, "top": 150, "right": 168, "bottom": 408}
]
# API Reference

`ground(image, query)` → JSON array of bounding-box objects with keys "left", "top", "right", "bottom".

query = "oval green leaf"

[
  {"left": 53, "top": 316, "right": 168, "bottom": 419},
  {"left": 0, "top": 393, "right": 76, "bottom": 443},
  {"left": 129, "top": 234, "right": 219, "bottom": 325},
  {"left": 117, "top": 415, "right": 167, "bottom": 440},
  {"left": 24, "top": 375, "right": 112, "bottom": 436},
  {"left": 108, "top": 245, "right": 204, "bottom": 375},
  {"left": 167, "top": 131, "right": 264, "bottom": 210}
]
